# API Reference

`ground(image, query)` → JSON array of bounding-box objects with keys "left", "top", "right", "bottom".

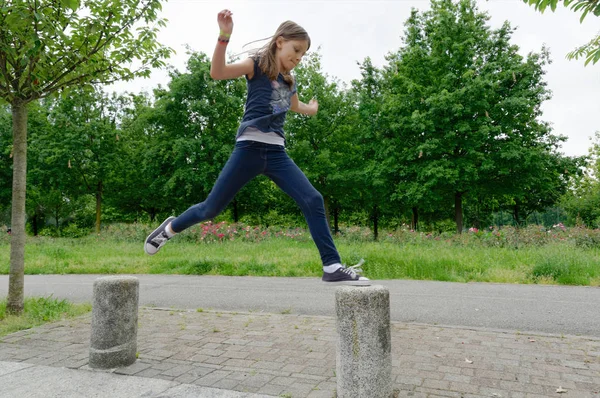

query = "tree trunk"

[
  {"left": 411, "top": 207, "right": 419, "bottom": 231},
  {"left": 55, "top": 206, "right": 60, "bottom": 231},
  {"left": 455, "top": 192, "right": 463, "bottom": 234},
  {"left": 32, "top": 212, "right": 38, "bottom": 236},
  {"left": 333, "top": 205, "right": 339, "bottom": 234},
  {"left": 95, "top": 181, "right": 102, "bottom": 234},
  {"left": 232, "top": 198, "right": 239, "bottom": 222},
  {"left": 8, "top": 101, "right": 27, "bottom": 315},
  {"left": 373, "top": 205, "right": 379, "bottom": 241},
  {"left": 323, "top": 195, "right": 332, "bottom": 231},
  {"left": 513, "top": 203, "right": 521, "bottom": 226}
]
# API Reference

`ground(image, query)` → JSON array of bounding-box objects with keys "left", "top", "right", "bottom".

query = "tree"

[
  {"left": 1, "top": 0, "right": 171, "bottom": 314},
  {"left": 500, "top": 145, "right": 584, "bottom": 225},
  {"left": 350, "top": 58, "right": 395, "bottom": 239},
  {"left": 22, "top": 99, "right": 69, "bottom": 236},
  {"left": 32, "top": 87, "right": 123, "bottom": 233},
  {"left": 561, "top": 131, "right": 600, "bottom": 226},
  {"left": 381, "top": 10, "right": 447, "bottom": 231},
  {"left": 523, "top": 0, "right": 600, "bottom": 65},
  {"left": 383, "top": 0, "right": 571, "bottom": 233},
  {"left": 105, "top": 92, "right": 160, "bottom": 221}
]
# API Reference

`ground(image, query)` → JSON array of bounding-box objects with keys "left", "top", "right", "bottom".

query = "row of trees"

[
  {"left": 1, "top": 0, "right": 597, "bottom": 315},
  {"left": 1, "top": 0, "right": 590, "bottom": 241}
]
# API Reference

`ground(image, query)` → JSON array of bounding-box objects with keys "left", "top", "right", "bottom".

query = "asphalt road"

[{"left": 1, "top": 275, "right": 598, "bottom": 337}]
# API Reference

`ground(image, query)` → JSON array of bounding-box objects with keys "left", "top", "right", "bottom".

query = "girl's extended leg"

[
  {"left": 264, "top": 146, "right": 341, "bottom": 266},
  {"left": 265, "top": 148, "right": 369, "bottom": 284},
  {"left": 145, "top": 141, "right": 262, "bottom": 255},
  {"left": 171, "top": 141, "right": 264, "bottom": 232}
]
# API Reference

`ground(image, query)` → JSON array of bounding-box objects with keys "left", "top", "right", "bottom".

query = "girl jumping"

[{"left": 145, "top": 9, "right": 368, "bottom": 286}]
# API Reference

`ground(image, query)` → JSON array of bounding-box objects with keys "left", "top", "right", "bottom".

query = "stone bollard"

[
  {"left": 335, "top": 285, "right": 392, "bottom": 398},
  {"left": 89, "top": 276, "right": 139, "bottom": 369}
]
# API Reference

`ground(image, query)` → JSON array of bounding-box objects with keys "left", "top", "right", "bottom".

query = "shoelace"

[
  {"left": 152, "top": 231, "right": 169, "bottom": 246},
  {"left": 340, "top": 258, "right": 365, "bottom": 277}
]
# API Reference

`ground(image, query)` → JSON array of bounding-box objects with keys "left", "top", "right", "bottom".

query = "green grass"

[
  {"left": 355, "top": 241, "right": 600, "bottom": 285},
  {"left": 1, "top": 235, "right": 599, "bottom": 285},
  {"left": 0, "top": 296, "right": 91, "bottom": 337}
]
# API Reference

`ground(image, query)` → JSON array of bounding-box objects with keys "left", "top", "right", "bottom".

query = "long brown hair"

[{"left": 252, "top": 21, "right": 311, "bottom": 86}]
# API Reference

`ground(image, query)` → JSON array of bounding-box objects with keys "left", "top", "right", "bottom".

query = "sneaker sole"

[
  {"left": 322, "top": 280, "right": 372, "bottom": 286},
  {"left": 144, "top": 216, "right": 176, "bottom": 255}
]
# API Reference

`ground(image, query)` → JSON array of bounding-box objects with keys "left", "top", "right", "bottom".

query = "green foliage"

[
  {"left": 240, "top": 208, "right": 305, "bottom": 228},
  {"left": 60, "top": 223, "right": 92, "bottom": 238},
  {"left": 523, "top": 0, "right": 600, "bottom": 65},
  {"left": 109, "top": 52, "right": 248, "bottom": 220},
  {"left": 524, "top": 0, "right": 600, "bottom": 21},
  {"left": 0, "top": 224, "right": 9, "bottom": 244},
  {"left": 0, "top": 106, "right": 11, "bottom": 222},
  {"left": 350, "top": 57, "right": 393, "bottom": 238},
  {"left": 381, "top": 0, "right": 579, "bottom": 232},
  {"left": 0, "top": 0, "right": 172, "bottom": 102},
  {"left": 0, "top": 296, "right": 91, "bottom": 337},
  {"left": 18, "top": 296, "right": 70, "bottom": 321},
  {"left": 1, "top": 223, "right": 599, "bottom": 285},
  {"left": 286, "top": 51, "right": 362, "bottom": 232},
  {"left": 572, "top": 226, "right": 600, "bottom": 248},
  {"left": 560, "top": 132, "right": 600, "bottom": 227},
  {"left": 1, "top": 0, "right": 592, "bottom": 243},
  {"left": 25, "top": 89, "right": 124, "bottom": 233},
  {"left": 531, "top": 253, "right": 597, "bottom": 285},
  {"left": 101, "top": 220, "right": 311, "bottom": 244}
]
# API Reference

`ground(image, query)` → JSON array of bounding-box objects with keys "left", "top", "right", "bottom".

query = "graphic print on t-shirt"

[{"left": 270, "top": 80, "right": 292, "bottom": 114}]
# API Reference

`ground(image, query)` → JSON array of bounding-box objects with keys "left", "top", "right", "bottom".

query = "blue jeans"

[{"left": 170, "top": 141, "right": 341, "bottom": 266}]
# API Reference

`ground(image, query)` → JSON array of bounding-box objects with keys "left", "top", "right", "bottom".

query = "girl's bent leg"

[
  {"left": 266, "top": 151, "right": 341, "bottom": 266},
  {"left": 170, "top": 142, "right": 262, "bottom": 232}
]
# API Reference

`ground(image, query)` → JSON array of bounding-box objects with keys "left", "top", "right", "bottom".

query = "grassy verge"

[
  {"left": 1, "top": 236, "right": 599, "bottom": 285},
  {"left": 0, "top": 296, "right": 91, "bottom": 337}
]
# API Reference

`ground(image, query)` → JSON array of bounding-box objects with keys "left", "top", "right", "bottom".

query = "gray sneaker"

[
  {"left": 322, "top": 259, "right": 370, "bottom": 286},
  {"left": 144, "top": 216, "right": 176, "bottom": 255}
]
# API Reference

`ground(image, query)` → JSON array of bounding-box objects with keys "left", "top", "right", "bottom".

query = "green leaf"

[
  {"left": 5, "top": 13, "right": 28, "bottom": 29},
  {"left": 60, "top": 0, "right": 80, "bottom": 11},
  {"left": 587, "top": 49, "right": 600, "bottom": 66}
]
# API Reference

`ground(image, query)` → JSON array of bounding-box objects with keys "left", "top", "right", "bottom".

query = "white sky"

[{"left": 108, "top": 0, "right": 600, "bottom": 157}]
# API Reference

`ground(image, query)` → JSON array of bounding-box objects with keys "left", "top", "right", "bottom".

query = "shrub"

[
  {"left": 572, "top": 227, "right": 600, "bottom": 249},
  {"left": 61, "top": 223, "right": 91, "bottom": 238}
]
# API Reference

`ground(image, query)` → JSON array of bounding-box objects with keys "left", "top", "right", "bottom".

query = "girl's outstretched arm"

[
  {"left": 290, "top": 94, "right": 318, "bottom": 116},
  {"left": 210, "top": 9, "right": 254, "bottom": 80}
]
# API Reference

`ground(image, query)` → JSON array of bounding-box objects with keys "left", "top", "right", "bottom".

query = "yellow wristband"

[{"left": 219, "top": 30, "right": 231, "bottom": 38}]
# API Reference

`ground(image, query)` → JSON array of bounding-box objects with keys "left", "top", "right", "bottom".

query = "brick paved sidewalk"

[{"left": 0, "top": 307, "right": 599, "bottom": 398}]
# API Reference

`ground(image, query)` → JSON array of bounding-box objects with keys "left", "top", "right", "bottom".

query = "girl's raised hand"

[{"left": 217, "top": 9, "right": 234, "bottom": 35}]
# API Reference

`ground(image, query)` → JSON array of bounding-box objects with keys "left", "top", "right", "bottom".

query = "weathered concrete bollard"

[
  {"left": 335, "top": 285, "right": 392, "bottom": 398},
  {"left": 89, "top": 276, "right": 139, "bottom": 369}
]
